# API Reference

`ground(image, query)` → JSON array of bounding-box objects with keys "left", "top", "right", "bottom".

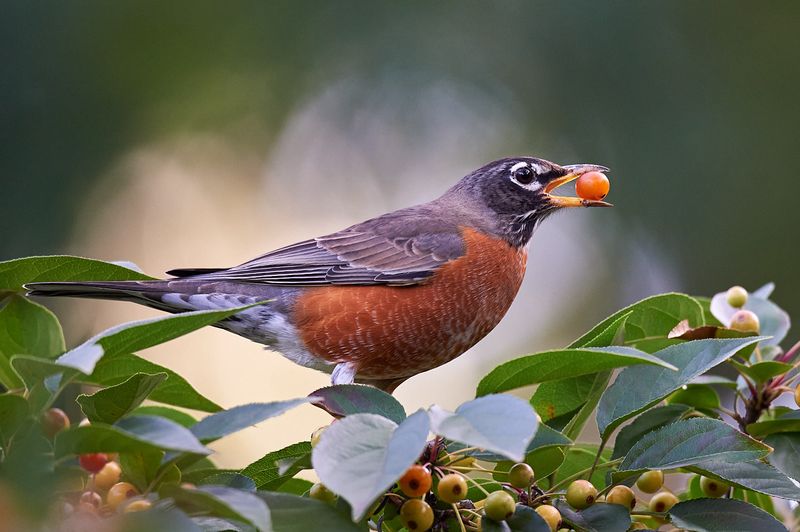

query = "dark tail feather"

[{"left": 24, "top": 281, "right": 178, "bottom": 312}]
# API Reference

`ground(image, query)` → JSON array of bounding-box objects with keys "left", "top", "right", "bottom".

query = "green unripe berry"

[
  {"left": 729, "top": 309, "right": 759, "bottom": 333},
  {"left": 484, "top": 490, "right": 516, "bottom": 521},
  {"left": 437, "top": 473, "right": 468, "bottom": 503},
  {"left": 726, "top": 286, "right": 748, "bottom": 308},
  {"left": 565, "top": 480, "right": 597, "bottom": 510},
  {"left": 508, "top": 463, "right": 535, "bottom": 488},
  {"left": 699, "top": 476, "right": 729, "bottom": 498},
  {"left": 635, "top": 470, "right": 664, "bottom": 493},
  {"left": 648, "top": 491, "right": 678, "bottom": 513},
  {"left": 400, "top": 499, "right": 434, "bottom": 531},
  {"left": 535, "top": 504, "right": 562, "bottom": 531},
  {"left": 606, "top": 485, "right": 636, "bottom": 510},
  {"left": 309, "top": 483, "right": 337, "bottom": 504}
]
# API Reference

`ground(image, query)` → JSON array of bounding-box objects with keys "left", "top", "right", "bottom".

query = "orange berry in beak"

[{"left": 575, "top": 172, "right": 610, "bottom": 201}]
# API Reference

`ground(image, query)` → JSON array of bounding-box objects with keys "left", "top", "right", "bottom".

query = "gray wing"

[{"left": 168, "top": 210, "right": 467, "bottom": 287}]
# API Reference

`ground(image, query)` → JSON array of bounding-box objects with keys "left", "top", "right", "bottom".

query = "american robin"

[{"left": 27, "top": 157, "right": 610, "bottom": 392}]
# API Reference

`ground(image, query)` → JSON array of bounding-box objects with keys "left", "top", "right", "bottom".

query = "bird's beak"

[{"left": 544, "top": 164, "right": 613, "bottom": 208}]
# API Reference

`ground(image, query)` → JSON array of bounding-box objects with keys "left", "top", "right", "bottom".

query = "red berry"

[
  {"left": 398, "top": 465, "right": 432, "bottom": 498},
  {"left": 575, "top": 172, "right": 610, "bottom": 201},
  {"left": 79, "top": 453, "right": 109, "bottom": 474}
]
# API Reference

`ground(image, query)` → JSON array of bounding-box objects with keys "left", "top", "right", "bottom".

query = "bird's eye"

[{"left": 512, "top": 166, "right": 534, "bottom": 185}]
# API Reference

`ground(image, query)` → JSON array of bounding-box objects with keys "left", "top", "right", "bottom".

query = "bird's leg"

[{"left": 331, "top": 362, "right": 357, "bottom": 386}]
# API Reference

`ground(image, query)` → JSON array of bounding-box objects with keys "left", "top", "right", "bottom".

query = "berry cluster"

[
  {"left": 42, "top": 410, "right": 167, "bottom": 526},
  {"left": 306, "top": 421, "right": 743, "bottom": 531}
]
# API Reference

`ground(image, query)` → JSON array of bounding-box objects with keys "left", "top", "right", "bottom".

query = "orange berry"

[
  {"left": 398, "top": 465, "right": 432, "bottom": 497},
  {"left": 575, "top": 172, "right": 610, "bottom": 201}
]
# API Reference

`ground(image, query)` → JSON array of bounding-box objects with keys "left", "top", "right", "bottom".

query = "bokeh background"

[{"left": 3, "top": 2, "right": 799, "bottom": 468}]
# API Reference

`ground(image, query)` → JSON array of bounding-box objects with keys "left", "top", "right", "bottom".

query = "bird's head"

[{"left": 444, "top": 157, "right": 612, "bottom": 247}]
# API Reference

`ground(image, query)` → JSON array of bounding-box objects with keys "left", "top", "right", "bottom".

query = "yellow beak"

[{"left": 544, "top": 164, "right": 613, "bottom": 208}]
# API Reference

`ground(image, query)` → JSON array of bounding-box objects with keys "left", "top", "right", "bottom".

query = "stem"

[
  {"left": 587, "top": 438, "right": 608, "bottom": 480},
  {"left": 453, "top": 503, "right": 467, "bottom": 532}
]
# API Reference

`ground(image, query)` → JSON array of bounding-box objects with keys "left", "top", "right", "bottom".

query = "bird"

[{"left": 26, "top": 157, "right": 610, "bottom": 393}]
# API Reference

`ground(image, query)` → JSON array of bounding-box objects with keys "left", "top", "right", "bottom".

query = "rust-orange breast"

[{"left": 291, "top": 227, "right": 527, "bottom": 379}]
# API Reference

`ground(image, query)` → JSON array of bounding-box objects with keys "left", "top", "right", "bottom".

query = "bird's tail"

[{"left": 25, "top": 280, "right": 180, "bottom": 313}]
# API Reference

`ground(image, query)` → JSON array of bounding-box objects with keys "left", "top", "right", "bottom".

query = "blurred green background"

[{"left": 2, "top": 1, "right": 798, "bottom": 462}]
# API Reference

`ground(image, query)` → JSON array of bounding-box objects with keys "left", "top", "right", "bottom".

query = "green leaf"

[
  {"left": 553, "top": 501, "right": 631, "bottom": 532},
  {"left": 688, "top": 457, "right": 800, "bottom": 501},
  {"left": 55, "top": 415, "right": 210, "bottom": 456},
  {"left": 747, "top": 411, "right": 800, "bottom": 438},
  {"left": 732, "top": 487, "right": 779, "bottom": 518},
  {"left": 242, "top": 442, "right": 312, "bottom": 490},
  {"left": 729, "top": 360, "right": 793, "bottom": 383},
  {"left": 190, "top": 399, "right": 309, "bottom": 443},
  {"left": 274, "top": 478, "right": 314, "bottom": 496},
  {"left": 531, "top": 374, "right": 599, "bottom": 422},
  {"left": 764, "top": 432, "right": 800, "bottom": 481},
  {"left": 77, "top": 372, "right": 168, "bottom": 424},
  {"left": 195, "top": 472, "right": 257, "bottom": 491},
  {"left": 309, "top": 384, "right": 406, "bottom": 424},
  {"left": 569, "top": 311, "right": 630, "bottom": 349},
  {"left": 596, "top": 336, "right": 764, "bottom": 438},
  {"left": 611, "top": 404, "right": 691, "bottom": 460},
  {"left": 666, "top": 384, "right": 720, "bottom": 410},
  {"left": 554, "top": 444, "right": 612, "bottom": 489},
  {"left": 428, "top": 395, "right": 538, "bottom": 462},
  {"left": 56, "top": 304, "right": 262, "bottom": 375},
  {"left": 0, "top": 255, "right": 154, "bottom": 292},
  {"left": 0, "top": 295, "right": 65, "bottom": 388},
  {"left": 690, "top": 374, "right": 737, "bottom": 388},
  {"left": 88, "top": 353, "right": 221, "bottom": 412},
  {"left": 131, "top": 406, "right": 197, "bottom": 428},
  {"left": 312, "top": 410, "right": 430, "bottom": 520},
  {"left": 526, "top": 447, "right": 566, "bottom": 482},
  {"left": 560, "top": 371, "right": 613, "bottom": 440},
  {"left": 119, "top": 449, "right": 163, "bottom": 492},
  {"left": 258, "top": 492, "right": 366, "bottom": 531},
  {"left": 476, "top": 346, "right": 675, "bottom": 396},
  {"left": 710, "top": 289, "right": 790, "bottom": 346},
  {"left": 618, "top": 418, "right": 771, "bottom": 474},
  {"left": 668, "top": 498, "right": 786, "bottom": 532},
  {"left": 0, "top": 394, "right": 29, "bottom": 449},
  {"left": 165, "top": 485, "right": 271, "bottom": 531},
  {"left": 569, "top": 293, "right": 703, "bottom": 349},
  {"left": 466, "top": 477, "right": 504, "bottom": 502},
  {"left": 9, "top": 355, "right": 71, "bottom": 391}
]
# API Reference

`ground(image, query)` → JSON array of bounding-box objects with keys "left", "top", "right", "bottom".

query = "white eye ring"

[{"left": 509, "top": 162, "right": 542, "bottom": 191}]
